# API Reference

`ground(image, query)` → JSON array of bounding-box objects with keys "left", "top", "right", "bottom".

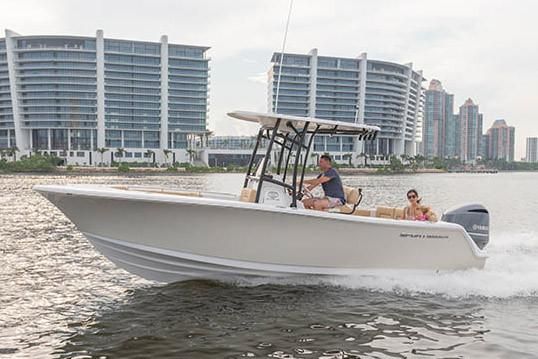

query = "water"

[{"left": 1, "top": 172, "right": 538, "bottom": 358}]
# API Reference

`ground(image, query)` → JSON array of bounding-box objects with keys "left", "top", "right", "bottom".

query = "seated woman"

[
  {"left": 416, "top": 205, "right": 438, "bottom": 222},
  {"left": 404, "top": 189, "right": 438, "bottom": 222}
]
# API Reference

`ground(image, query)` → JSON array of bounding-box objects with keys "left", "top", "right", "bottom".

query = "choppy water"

[{"left": 1, "top": 172, "right": 538, "bottom": 358}]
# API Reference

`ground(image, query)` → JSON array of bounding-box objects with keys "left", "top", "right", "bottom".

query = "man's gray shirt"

[{"left": 317, "top": 168, "right": 345, "bottom": 203}]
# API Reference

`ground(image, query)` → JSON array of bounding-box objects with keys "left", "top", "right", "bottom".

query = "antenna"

[{"left": 274, "top": 0, "right": 294, "bottom": 113}]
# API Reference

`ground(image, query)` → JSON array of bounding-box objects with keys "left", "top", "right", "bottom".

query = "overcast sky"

[{"left": 2, "top": 0, "right": 537, "bottom": 158}]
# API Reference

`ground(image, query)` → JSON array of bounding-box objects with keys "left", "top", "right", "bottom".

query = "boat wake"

[{"left": 236, "top": 231, "right": 538, "bottom": 299}]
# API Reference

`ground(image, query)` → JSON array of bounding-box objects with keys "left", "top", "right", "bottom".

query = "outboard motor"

[{"left": 441, "top": 204, "right": 490, "bottom": 249}]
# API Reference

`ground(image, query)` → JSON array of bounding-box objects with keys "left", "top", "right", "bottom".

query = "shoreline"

[
  {"left": 0, "top": 166, "right": 445, "bottom": 176},
  {"left": 2, "top": 166, "right": 529, "bottom": 176}
]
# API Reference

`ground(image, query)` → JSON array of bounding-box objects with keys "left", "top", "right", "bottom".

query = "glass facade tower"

[
  {"left": 423, "top": 79, "right": 455, "bottom": 158},
  {"left": 0, "top": 38, "right": 16, "bottom": 148},
  {"left": 484, "top": 119, "right": 515, "bottom": 161},
  {"left": 526, "top": 137, "right": 538, "bottom": 163},
  {"left": 458, "top": 98, "right": 483, "bottom": 162},
  {"left": 1, "top": 29, "right": 209, "bottom": 164},
  {"left": 268, "top": 49, "right": 425, "bottom": 157}
]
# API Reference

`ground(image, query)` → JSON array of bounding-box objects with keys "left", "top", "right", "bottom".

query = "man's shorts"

[{"left": 326, "top": 196, "right": 344, "bottom": 208}]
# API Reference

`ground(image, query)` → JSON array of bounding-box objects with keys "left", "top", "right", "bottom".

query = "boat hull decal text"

[{"left": 400, "top": 232, "right": 449, "bottom": 240}]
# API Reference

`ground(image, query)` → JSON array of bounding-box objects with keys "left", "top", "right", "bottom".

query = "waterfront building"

[
  {"left": 0, "top": 29, "right": 210, "bottom": 165},
  {"left": 458, "top": 98, "right": 483, "bottom": 162},
  {"left": 415, "top": 108, "right": 424, "bottom": 156},
  {"left": 525, "top": 137, "right": 538, "bottom": 163},
  {"left": 268, "top": 49, "right": 425, "bottom": 160},
  {"left": 423, "top": 79, "right": 454, "bottom": 158},
  {"left": 445, "top": 111, "right": 459, "bottom": 158},
  {"left": 207, "top": 136, "right": 260, "bottom": 151},
  {"left": 206, "top": 136, "right": 267, "bottom": 167},
  {"left": 484, "top": 119, "right": 515, "bottom": 161},
  {"left": 452, "top": 114, "right": 461, "bottom": 159},
  {"left": 480, "top": 134, "right": 488, "bottom": 159}
]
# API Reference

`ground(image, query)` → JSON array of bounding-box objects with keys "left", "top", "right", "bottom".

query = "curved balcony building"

[
  {"left": 1, "top": 29, "right": 209, "bottom": 164},
  {"left": 0, "top": 39, "right": 14, "bottom": 148},
  {"left": 269, "top": 49, "right": 425, "bottom": 156}
]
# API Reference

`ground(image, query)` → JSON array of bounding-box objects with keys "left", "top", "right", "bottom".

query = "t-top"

[{"left": 317, "top": 167, "right": 346, "bottom": 203}]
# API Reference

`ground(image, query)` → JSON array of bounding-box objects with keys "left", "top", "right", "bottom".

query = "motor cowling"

[{"left": 441, "top": 203, "right": 490, "bottom": 249}]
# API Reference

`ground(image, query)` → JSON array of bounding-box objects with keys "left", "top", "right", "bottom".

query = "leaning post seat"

[{"left": 338, "top": 186, "right": 363, "bottom": 214}]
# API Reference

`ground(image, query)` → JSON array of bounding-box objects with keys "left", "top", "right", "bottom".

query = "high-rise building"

[
  {"left": 445, "top": 110, "right": 459, "bottom": 158},
  {"left": 423, "top": 79, "right": 454, "bottom": 158},
  {"left": 0, "top": 29, "right": 210, "bottom": 164},
  {"left": 268, "top": 49, "right": 425, "bottom": 157},
  {"left": 484, "top": 119, "right": 515, "bottom": 161},
  {"left": 452, "top": 113, "right": 461, "bottom": 159},
  {"left": 458, "top": 98, "right": 483, "bottom": 162},
  {"left": 525, "top": 137, "right": 538, "bottom": 163},
  {"left": 480, "top": 134, "right": 489, "bottom": 159}
]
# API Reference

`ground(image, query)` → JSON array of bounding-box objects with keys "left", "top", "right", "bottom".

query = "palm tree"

[
  {"left": 96, "top": 147, "right": 109, "bottom": 167},
  {"left": 343, "top": 153, "right": 353, "bottom": 167},
  {"left": 310, "top": 152, "right": 319, "bottom": 167},
  {"left": 408, "top": 155, "right": 417, "bottom": 171},
  {"left": 163, "top": 149, "right": 172, "bottom": 167},
  {"left": 356, "top": 152, "right": 367, "bottom": 167},
  {"left": 145, "top": 149, "right": 155, "bottom": 167},
  {"left": 7, "top": 146, "right": 19, "bottom": 161},
  {"left": 116, "top": 147, "right": 125, "bottom": 164},
  {"left": 414, "top": 154, "right": 425, "bottom": 168},
  {"left": 186, "top": 149, "right": 196, "bottom": 165}
]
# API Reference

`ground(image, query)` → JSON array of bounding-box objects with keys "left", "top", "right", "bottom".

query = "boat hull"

[{"left": 35, "top": 185, "right": 487, "bottom": 282}]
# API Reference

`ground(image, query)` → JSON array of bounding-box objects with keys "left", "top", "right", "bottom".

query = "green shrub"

[
  {"left": 66, "top": 165, "right": 74, "bottom": 171},
  {"left": 117, "top": 163, "right": 130, "bottom": 173},
  {"left": 166, "top": 166, "right": 178, "bottom": 172},
  {"left": 389, "top": 156, "right": 405, "bottom": 172},
  {"left": 0, "top": 154, "right": 57, "bottom": 172},
  {"left": 376, "top": 167, "right": 390, "bottom": 174}
]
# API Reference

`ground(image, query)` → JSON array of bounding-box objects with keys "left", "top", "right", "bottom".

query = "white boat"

[{"left": 35, "top": 111, "right": 489, "bottom": 283}]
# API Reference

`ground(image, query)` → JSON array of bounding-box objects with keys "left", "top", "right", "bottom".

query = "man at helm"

[{"left": 302, "top": 154, "right": 346, "bottom": 211}]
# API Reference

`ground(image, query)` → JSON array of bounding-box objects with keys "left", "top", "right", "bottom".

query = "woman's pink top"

[{"left": 415, "top": 214, "right": 428, "bottom": 221}]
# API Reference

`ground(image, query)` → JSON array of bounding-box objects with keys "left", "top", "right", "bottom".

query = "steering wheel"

[{"left": 301, "top": 185, "right": 314, "bottom": 199}]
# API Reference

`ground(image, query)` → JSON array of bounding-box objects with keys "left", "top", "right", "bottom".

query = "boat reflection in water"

[{"left": 58, "top": 280, "right": 489, "bottom": 358}]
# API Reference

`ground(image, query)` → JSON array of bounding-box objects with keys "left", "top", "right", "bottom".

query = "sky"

[{"left": 1, "top": 0, "right": 537, "bottom": 158}]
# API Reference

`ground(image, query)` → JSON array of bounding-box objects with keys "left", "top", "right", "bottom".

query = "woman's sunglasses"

[{"left": 407, "top": 195, "right": 417, "bottom": 199}]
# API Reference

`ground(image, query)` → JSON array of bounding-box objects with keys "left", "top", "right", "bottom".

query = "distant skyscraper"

[
  {"left": 452, "top": 114, "right": 460, "bottom": 158},
  {"left": 423, "top": 79, "right": 454, "bottom": 158},
  {"left": 526, "top": 137, "right": 538, "bottom": 163},
  {"left": 445, "top": 111, "right": 458, "bottom": 158},
  {"left": 458, "top": 98, "right": 483, "bottom": 162},
  {"left": 480, "top": 134, "right": 488, "bottom": 159},
  {"left": 485, "top": 119, "right": 515, "bottom": 161},
  {"left": 268, "top": 49, "right": 425, "bottom": 157}
]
